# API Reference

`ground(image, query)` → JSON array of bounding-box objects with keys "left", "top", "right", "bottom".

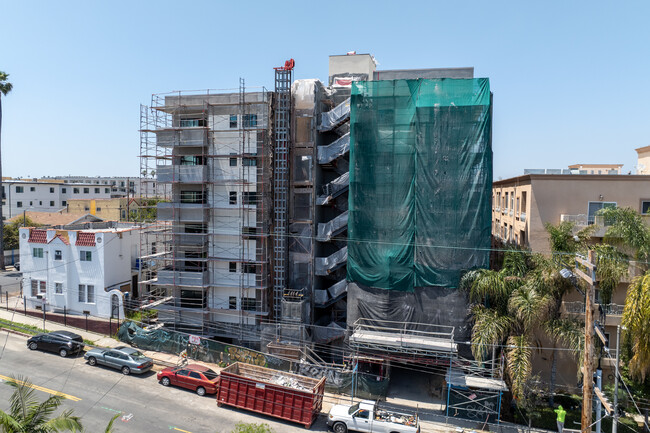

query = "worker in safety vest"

[{"left": 555, "top": 405, "right": 566, "bottom": 433}]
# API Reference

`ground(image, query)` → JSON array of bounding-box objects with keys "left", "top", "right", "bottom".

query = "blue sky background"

[{"left": 2, "top": 1, "right": 649, "bottom": 180}]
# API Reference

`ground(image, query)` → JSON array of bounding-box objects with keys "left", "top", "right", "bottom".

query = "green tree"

[
  {"left": 0, "top": 71, "right": 13, "bottom": 271},
  {"left": 3, "top": 216, "right": 42, "bottom": 250},
  {"left": 0, "top": 376, "right": 83, "bottom": 432}
]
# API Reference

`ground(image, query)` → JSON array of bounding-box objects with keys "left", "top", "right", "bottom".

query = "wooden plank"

[
  {"left": 576, "top": 256, "right": 596, "bottom": 271},
  {"left": 574, "top": 267, "right": 594, "bottom": 286},
  {"left": 594, "top": 387, "right": 613, "bottom": 415}
]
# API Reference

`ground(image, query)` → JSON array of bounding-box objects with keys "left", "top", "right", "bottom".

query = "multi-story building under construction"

[{"left": 139, "top": 87, "right": 273, "bottom": 343}]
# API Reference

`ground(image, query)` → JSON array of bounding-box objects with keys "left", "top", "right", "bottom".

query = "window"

[
  {"left": 49, "top": 187, "right": 54, "bottom": 193},
  {"left": 184, "top": 224, "right": 207, "bottom": 234},
  {"left": 84, "top": 207, "right": 90, "bottom": 211},
  {"left": 31, "top": 281, "right": 38, "bottom": 296},
  {"left": 55, "top": 283, "right": 63, "bottom": 294},
  {"left": 49, "top": 201, "right": 54, "bottom": 206},
  {"left": 62, "top": 188, "right": 66, "bottom": 193},
  {"left": 179, "top": 289, "right": 205, "bottom": 308},
  {"left": 30, "top": 187, "right": 35, "bottom": 192},
  {"left": 73, "top": 188, "right": 79, "bottom": 194},
  {"left": 242, "top": 156, "right": 257, "bottom": 167},
  {"left": 180, "top": 191, "right": 204, "bottom": 204},
  {"left": 16, "top": 186, "right": 23, "bottom": 193},
  {"left": 120, "top": 181, "right": 125, "bottom": 187},
  {"left": 39, "top": 281, "right": 46, "bottom": 294},
  {"left": 96, "top": 207, "right": 102, "bottom": 211},
  {"left": 229, "top": 262, "right": 237, "bottom": 273},
  {"left": 229, "top": 296, "right": 237, "bottom": 309},
  {"left": 17, "top": 202, "right": 22, "bottom": 208},
  {"left": 189, "top": 372, "right": 201, "bottom": 380},
  {"left": 105, "top": 188, "right": 110, "bottom": 193},
  {"left": 54, "top": 250, "right": 62, "bottom": 260},
  {"left": 78, "top": 285, "right": 85, "bottom": 302},
  {"left": 242, "top": 263, "right": 256, "bottom": 274},
  {"left": 229, "top": 191, "right": 237, "bottom": 205},
  {"left": 180, "top": 118, "right": 205, "bottom": 127},
  {"left": 83, "top": 188, "right": 89, "bottom": 193},
  {"left": 80, "top": 251, "right": 92, "bottom": 261},
  {"left": 229, "top": 153, "right": 237, "bottom": 167},
  {"left": 241, "top": 297, "right": 256, "bottom": 311},
  {"left": 243, "top": 114, "right": 257, "bottom": 128},
  {"left": 61, "top": 201, "right": 67, "bottom": 206},
  {"left": 642, "top": 201, "right": 650, "bottom": 215},
  {"left": 87, "top": 285, "right": 95, "bottom": 303},
  {"left": 33, "top": 248, "right": 44, "bottom": 258},
  {"left": 356, "top": 410, "right": 370, "bottom": 420},
  {"left": 94, "top": 188, "right": 100, "bottom": 193},
  {"left": 242, "top": 226, "right": 258, "bottom": 236},
  {"left": 229, "top": 115, "right": 237, "bottom": 128},
  {"left": 505, "top": 192, "right": 509, "bottom": 209},
  {"left": 180, "top": 155, "right": 203, "bottom": 166},
  {"left": 242, "top": 192, "right": 258, "bottom": 205},
  {"left": 29, "top": 201, "right": 33, "bottom": 206},
  {"left": 588, "top": 202, "right": 616, "bottom": 224}
]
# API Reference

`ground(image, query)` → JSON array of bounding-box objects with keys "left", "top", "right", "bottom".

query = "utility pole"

[
  {"left": 613, "top": 325, "right": 621, "bottom": 433},
  {"left": 575, "top": 250, "right": 596, "bottom": 433}
]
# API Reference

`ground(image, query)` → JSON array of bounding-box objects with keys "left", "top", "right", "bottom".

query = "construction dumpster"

[{"left": 217, "top": 362, "right": 326, "bottom": 428}]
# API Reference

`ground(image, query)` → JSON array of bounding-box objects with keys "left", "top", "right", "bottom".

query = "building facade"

[
  {"left": 2, "top": 179, "right": 113, "bottom": 220},
  {"left": 139, "top": 90, "right": 272, "bottom": 341},
  {"left": 19, "top": 226, "right": 140, "bottom": 319}
]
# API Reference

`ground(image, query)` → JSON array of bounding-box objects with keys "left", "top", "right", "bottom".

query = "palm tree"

[
  {"left": 0, "top": 71, "right": 13, "bottom": 271},
  {"left": 0, "top": 376, "right": 83, "bottom": 432}
]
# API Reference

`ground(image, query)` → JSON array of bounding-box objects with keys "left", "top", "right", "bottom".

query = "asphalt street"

[{"left": 0, "top": 332, "right": 331, "bottom": 433}]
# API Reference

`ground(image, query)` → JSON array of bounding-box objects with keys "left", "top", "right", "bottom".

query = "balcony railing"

[
  {"left": 157, "top": 165, "right": 206, "bottom": 183},
  {"left": 520, "top": 212, "right": 527, "bottom": 222},
  {"left": 563, "top": 301, "right": 624, "bottom": 316}
]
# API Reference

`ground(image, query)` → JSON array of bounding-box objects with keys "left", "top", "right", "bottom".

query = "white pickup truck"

[{"left": 327, "top": 400, "right": 420, "bottom": 433}]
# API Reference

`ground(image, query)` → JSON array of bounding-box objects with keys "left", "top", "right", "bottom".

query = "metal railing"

[{"left": 563, "top": 301, "right": 624, "bottom": 316}]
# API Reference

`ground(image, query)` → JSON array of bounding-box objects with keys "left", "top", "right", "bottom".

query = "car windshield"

[
  {"left": 129, "top": 351, "right": 147, "bottom": 360},
  {"left": 203, "top": 369, "right": 218, "bottom": 380},
  {"left": 348, "top": 403, "right": 360, "bottom": 415}
]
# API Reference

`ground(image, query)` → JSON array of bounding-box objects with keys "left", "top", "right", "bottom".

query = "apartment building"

[
  {"left": 492, "top": 171, "right": 650, "bottom": 253},
  {"left": 1, "top": 179, "right": 113, "bottom": 220},
  {"left": 19, "top": 224, "right": 140, "bottom": 319},
  {"left": 139, "top": 90, "right": 272, "bottom": 341},
  {"left": 41, "top": 176, "right": 144, "bottom": 197},
  {"left": 66, "top": 198, "right": 141, "bottom": 221}
]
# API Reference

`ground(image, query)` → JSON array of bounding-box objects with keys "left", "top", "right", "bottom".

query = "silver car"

[{"left": 84, "top": 346, "right": 153, "bottom": 375}]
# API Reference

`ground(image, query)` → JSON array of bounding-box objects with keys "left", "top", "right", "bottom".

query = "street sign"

[{"left": 188, "top": 335, "right": 201, "bottom": 345}]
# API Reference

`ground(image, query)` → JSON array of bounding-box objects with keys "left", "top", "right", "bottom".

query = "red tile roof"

[
  {"left": 28, "top": 229, "right": 48, "bottom": 244},
  {"left": 50, "top": 234, "right": 70, "bottom": 245},
  {"left": 75, "top": 232, "right": 96, "bottom": 247}
]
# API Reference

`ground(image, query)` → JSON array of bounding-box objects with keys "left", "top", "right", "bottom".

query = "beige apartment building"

[
  {"left": 493, "top": 171, "right": 650, "bottom": 388},
  {"left": 66, "top": 198, "right": 140, "bottom": 221}
]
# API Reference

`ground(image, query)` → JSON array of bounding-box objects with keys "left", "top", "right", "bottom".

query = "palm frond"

[
  {"left": 622, "top": 272, "right": 650, "bottom": 380},
  {"left": 506, "top": 335, "right": 532, "bottom": 400},
  {"left": 594, "top": 243, "right": 628, "bottom": 304},
  {"left": 544, "top": 318, "right": 584, "bottom": 363},
  {"left": 470, "top": 306, "right": 512, "bottom": 362}
]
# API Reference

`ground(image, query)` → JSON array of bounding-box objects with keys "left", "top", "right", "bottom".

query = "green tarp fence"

[{"left": 348, "top": 78, "right": 492, "bottom": 291}]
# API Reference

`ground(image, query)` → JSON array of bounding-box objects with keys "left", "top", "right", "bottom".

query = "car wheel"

[
  {"left": 196, "top": 386, "right": 206, "bottom": 396},
  {"left": 333, "top": 422, "right": 348, "bottom": 433},
  {"left": 121, "top": 366, "right": 131, "bottom": 375},
  {"left": 59, "top": 348, "right": 68, "bottom": 357},
  {"left": 161, "top": 377, "right": 171, "bottom": 386},
  {"left": 28, "top": 342, "right": 38, "bottom": 350},
  {"left": 87, "top": 357, "right": 97, "bottom": 366}
]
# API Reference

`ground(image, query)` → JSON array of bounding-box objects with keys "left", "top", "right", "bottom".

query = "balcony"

[
  {"left": 157, "top": 165, "right": 207, "bottom": 183},
  {"left": 156, "top": 269, "right": 208, "bottom": 287},
  {"left": 520, "top": 212, "right": 527, "bottom": 223},
  {"left": 317, "top": 211, "right": 349, "bottom": 242},
  {"left": 172, "top": 233, "right": 208, "bottom": 247},
  {"left": 318, "top": 97, "right": 351, "bottom": 132},
  {"left": 315, "top": 246, "right": 348, "bottom": 276},
  {"left": 318, "top": 133, "right": 350, "bottom": 164},
  {"left": 316, "top": 172, "right": 349, "bottom": 205},
  {"left": 157, "top": 202, "right": 206, "bottom": 223},
  {"left": 155, "top": 129, "right": 207, "bottom": 147}
]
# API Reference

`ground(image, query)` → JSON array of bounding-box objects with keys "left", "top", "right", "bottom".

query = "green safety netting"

[{"left": 348, "top": 78, "right": 492, "bottom": 292}]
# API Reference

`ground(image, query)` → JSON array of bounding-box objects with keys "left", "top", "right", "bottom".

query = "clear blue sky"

[{"left": 2, "top": 1, "right": 649, "bottom": 180}]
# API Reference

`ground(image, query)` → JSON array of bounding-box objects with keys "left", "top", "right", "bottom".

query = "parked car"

[
  {"left": 14, "top": 262, "right": 20, "bottom": 271},
  {"left": 157, "top": 364, "right": 219, "bottom": 396},
  {"left": 84, "top": 346, "right": 153, "bottom": 375},
  {"left": 27, "top": 330, "right": 84, "bottom": 357}
]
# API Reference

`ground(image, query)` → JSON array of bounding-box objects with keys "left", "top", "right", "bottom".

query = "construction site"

[{"left": 135, "top": 53, "right": 502, "bottom": 420}]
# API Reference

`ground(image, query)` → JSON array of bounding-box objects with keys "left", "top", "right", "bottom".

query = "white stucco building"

[{"left": 19, "top": 226, "right": 140, "bottom": 319}]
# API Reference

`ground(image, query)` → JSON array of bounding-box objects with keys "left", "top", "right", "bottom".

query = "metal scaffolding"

[
  {"left": 138, "top": 87, "right": 272, "bottom": 343},
  {"left": 273, "top": 61, "right": 293, "bottom": 318}
]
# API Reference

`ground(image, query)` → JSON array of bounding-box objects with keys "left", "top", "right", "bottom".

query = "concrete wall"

[{"left": 329, "top": 54, "right": 376, "bottom": 84}]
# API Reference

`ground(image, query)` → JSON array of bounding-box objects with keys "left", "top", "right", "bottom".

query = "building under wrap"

[{"left": 346, "top": 78, "right": 492, "bottom": 340}]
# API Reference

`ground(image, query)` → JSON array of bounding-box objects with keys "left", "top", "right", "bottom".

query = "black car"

[{"left": 27, "top": 331, "right": 84, "bottom": 357}]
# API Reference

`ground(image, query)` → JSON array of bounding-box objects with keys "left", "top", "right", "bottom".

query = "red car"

[{"left": 157, "top": 364, "right": 220, "bottom": 396}]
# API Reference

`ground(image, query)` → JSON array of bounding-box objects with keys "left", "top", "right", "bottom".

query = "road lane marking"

[
  {"left": 169, "top": 427, "right": 192, "bottom": 432},
  {"left": 0, "top": 374, "right": 82, "bottom": 401}
]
